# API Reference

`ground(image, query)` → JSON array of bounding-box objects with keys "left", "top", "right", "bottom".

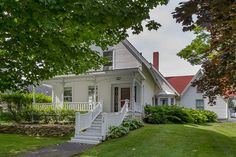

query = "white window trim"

[{"left": 64, "top": 87, "right": 72, "bottom": 102}]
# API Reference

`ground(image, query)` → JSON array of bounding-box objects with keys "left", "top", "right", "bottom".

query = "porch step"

[
  {"left": 70, "top": 138, "right": 101, "bottom": 145},
  {"left": 91, "top": 123, "right": 102, "bottom": 127},
  {"left": 79, "top": 131, "right": 102, "bottom": 137},
  {"left": 73, "top": 135, "right": 102, "bottom": 140},
  {"left": 71, "top": 113, "right": 103, "bottom": 144}
]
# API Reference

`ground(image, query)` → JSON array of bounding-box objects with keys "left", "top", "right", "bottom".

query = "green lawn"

[
  {"left": 78, "top": 123, "right": 236, "bottom": 157},
  {"left": 0, "top": 134, "right": 68, "bottom": 157}
]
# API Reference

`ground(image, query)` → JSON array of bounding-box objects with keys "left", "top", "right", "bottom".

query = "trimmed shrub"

[
  {"left": 106, "top": 126, "right": 129, "bottom": 139},
  {"left": 187, "top": 109, "right": 208, "bottom": 124},
  {"left": 144, "top": 105, "right": 217, "bottom": 124},
  {"left": 1, "top": 106, "right": 77, "bottom": 124},
  {"left": 200, "top": 110, "right": 217, "bottom": 123},
  {"left": 144, "top": 105, "right": 193, "bottom": 124},
  {"left": 122, "top": 119, "right": 144, "bottom": 130}
]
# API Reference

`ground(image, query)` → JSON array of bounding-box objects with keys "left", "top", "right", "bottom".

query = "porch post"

[
  {"left": 168, "top": 97, "right": 171, "bottom": 105},
  {"left": 132, "top": 79, "right": 135, "bottom": 112},
  {"left": 94, "top": 82, "right": 97, "bottom": 103},
  {"left": 140, "top": 81, "right": 144, "bottom": 112},
  {"left": 61, "top": 79, "right": 65, "bottom": 108}
]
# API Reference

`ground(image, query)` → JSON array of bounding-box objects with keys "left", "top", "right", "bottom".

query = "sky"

[{"left": 128, "top": 0, "right": 201, "bottom": 77}]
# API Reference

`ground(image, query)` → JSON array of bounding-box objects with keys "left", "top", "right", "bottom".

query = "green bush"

[
  {"left": 122, "top": 119, "right": 144, "bottom": 130},
  {"left": 187, "top": 109, "right": 208, "bottom": 124},
  {"left": 144, "top": 105, "right": 217, "bottom": 124},
  {"left": 0, "top": 92, "right": 52, "bottom": 122},
  {"left": 1, "top": 106, "right": 77, "bottom": 124},
  {"left": 200, "top": 110, "right": 217, "bottom": 123},
  {"left": 106, "top": 126, "right": 129, "bottom": 140},
  {"left": 107, "top": 119, "right": 144, "bottom": 140},
  {"left": 0, "top": 112, "right": 13, "bottom": 122},
  {"left": 144, "top": 105, "right": 193, "bottom": 124}
]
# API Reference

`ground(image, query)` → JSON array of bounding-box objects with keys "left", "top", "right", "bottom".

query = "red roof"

[{"left": 165, "top": 75, "right": 194, "bottom": 94}]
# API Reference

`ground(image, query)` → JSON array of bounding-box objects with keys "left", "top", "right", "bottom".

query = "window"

[
  {"left": 196, "top": 99, "right": 204, "bottom": 110},
  {"left": 134, "top": 86, "right": 137, "bottom": 102},
  {"left": 88, "top": 86, "right": 98, "bottom": 102},
  {"left": 64, "top": 87, "right": 72, "bottom": 102},
  {"left": 160, "top": 98, "right": 168, "bottom": 105},
  {"left": 103, "top": 50, "right": 113, "bottom": 70},
  {"left": 171, "top": 98, "right": 174, "bottom": 105}
]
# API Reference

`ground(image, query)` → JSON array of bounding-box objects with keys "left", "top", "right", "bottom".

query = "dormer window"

[{"left": 103, "top": 50, "right": 113, "bottom": 70}]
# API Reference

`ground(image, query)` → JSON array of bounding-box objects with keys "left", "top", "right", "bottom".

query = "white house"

[
  {"left": 42, "top": 40, "right": 178, "bottom": 112},
  {"left": 41, "top": 39, "right": 229, "bottom": 144},
  {"left": 42, "top": 39, "right": 178, "bottom": 144},
  {"left": 165, "top": 70, "right": 229, "bottom": 119}
]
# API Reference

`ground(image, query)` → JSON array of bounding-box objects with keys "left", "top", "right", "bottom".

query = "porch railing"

[
  {"left": 64, "top": 102, "right": 98, "bottom": 111},
  {"left": 101, "top": 99, "right": 129, "bottom": 140},
  {"left": 33, "top": 102, "right": 99, "bottom": 111},
  {"left": 75, "top": 102, "right": 103, "bottom": 134}
]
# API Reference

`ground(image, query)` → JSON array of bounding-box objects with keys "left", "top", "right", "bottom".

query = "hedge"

[
  {"left": 0, "top": 106, "right": 79, "bottom": 124},
  {"left": 144, "top": 105, "right": 217, "bottom": 124},
  {"left": 0, "top": 92, "right": 52, "bottom": 123}
]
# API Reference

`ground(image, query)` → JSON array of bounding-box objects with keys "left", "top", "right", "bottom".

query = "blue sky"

[{"left": 128, "top": 0, "right": 201, "bottom": 77}]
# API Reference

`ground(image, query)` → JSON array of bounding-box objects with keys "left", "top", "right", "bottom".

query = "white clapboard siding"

[{"left": 113, "top": 43, "right": 141, "bottom": 70}]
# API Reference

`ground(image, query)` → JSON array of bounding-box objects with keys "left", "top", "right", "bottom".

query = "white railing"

[
  {"left": 64, "top": 102, "right": 97, "bottom": 111},
  {"left": 33, "top": 102, "right": 99, "bottom": 111},
  {"left": 33, "top": 103, "right": 58, "bottom": 110},
  {"left": 75, "top": 102, "right": 103, "bottom": 135},
  {"left": 101, "top": 99, "right": 129, "bottom": 140}
]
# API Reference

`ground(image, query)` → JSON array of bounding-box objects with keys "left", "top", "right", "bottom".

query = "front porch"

[{"left": 40, "top": 68, "right": 145, "bottom": 113}]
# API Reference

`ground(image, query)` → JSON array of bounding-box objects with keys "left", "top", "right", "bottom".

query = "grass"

[
  {"left": 77, "top": 123, "right": 236, "bottom": 157},
  {"left": 0, "top": 134, "right": 68, "bottom": 157}
]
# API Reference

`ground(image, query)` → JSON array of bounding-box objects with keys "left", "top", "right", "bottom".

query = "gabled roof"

[
  {"left": 122, "top": 39, "right": 179, "bottom": 96},
  {"left": 165, "top": 75, "right": 194, "bottom": 94}
]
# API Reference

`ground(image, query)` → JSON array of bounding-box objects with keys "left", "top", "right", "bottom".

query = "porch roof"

[{"left": 41, "top": 68, "right": 145, "bottom": 83}]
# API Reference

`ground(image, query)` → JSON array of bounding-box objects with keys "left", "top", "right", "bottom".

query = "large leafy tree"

[
  {"left": 173, "top": 0, "right": 236, "bottom": 101},
  {"left": 0, "top": 0, "right": 168, "bottom": 92}
]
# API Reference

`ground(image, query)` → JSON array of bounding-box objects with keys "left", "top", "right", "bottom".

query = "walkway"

[{"left": 17, "top": 142, "right": 94, "bottom": 157}]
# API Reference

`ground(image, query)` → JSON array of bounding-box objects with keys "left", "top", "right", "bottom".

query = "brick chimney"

[{"left": 153, "top": 51, "right": 159, "bottom": 71}]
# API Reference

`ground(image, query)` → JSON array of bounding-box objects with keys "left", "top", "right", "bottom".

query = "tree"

[
  {"left": 173, "top": 0, "right": 236, "bottom": 101},
  {"left": 0, "top": 0, "right": 168, "bottom": 92}
]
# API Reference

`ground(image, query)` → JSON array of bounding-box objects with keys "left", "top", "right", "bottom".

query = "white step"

[
  {"left": 72, "top": 113, "right": 104, "bottom": 144},
  {"left": 79, "top": 132, "right": 102, "bottom": 137},
  {"left": 94, "top": 119, "right": 102, "bottom": 122},
  {"left": 86, "top": 128, "right": 101, "bottom": 132},
  {"left": 92, "top": 121, "right": 102, "bottom": 125},
  {"left": 70, "top": 138, "right": 101, "bottom": 144},
  {"left": 90, "top": 126, "right": 101, "bottom": 130},
  {"left": 85, "top": 130, "right": 101, "bottom": 134},
  {"left": 91, "top": 123, "right": 102, "bottom": 127},
  {"left": 75, "top": 135, "right": 102, "bottom": 140}
]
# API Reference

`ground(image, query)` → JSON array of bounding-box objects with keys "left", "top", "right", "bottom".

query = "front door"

[{"left": 113, "top": 85, "right": 130, "bottom": 112}]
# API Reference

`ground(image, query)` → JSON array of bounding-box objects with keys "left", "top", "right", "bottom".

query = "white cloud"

[{"left": 127, "top": 0, "right": 201, "bottom": 76}]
